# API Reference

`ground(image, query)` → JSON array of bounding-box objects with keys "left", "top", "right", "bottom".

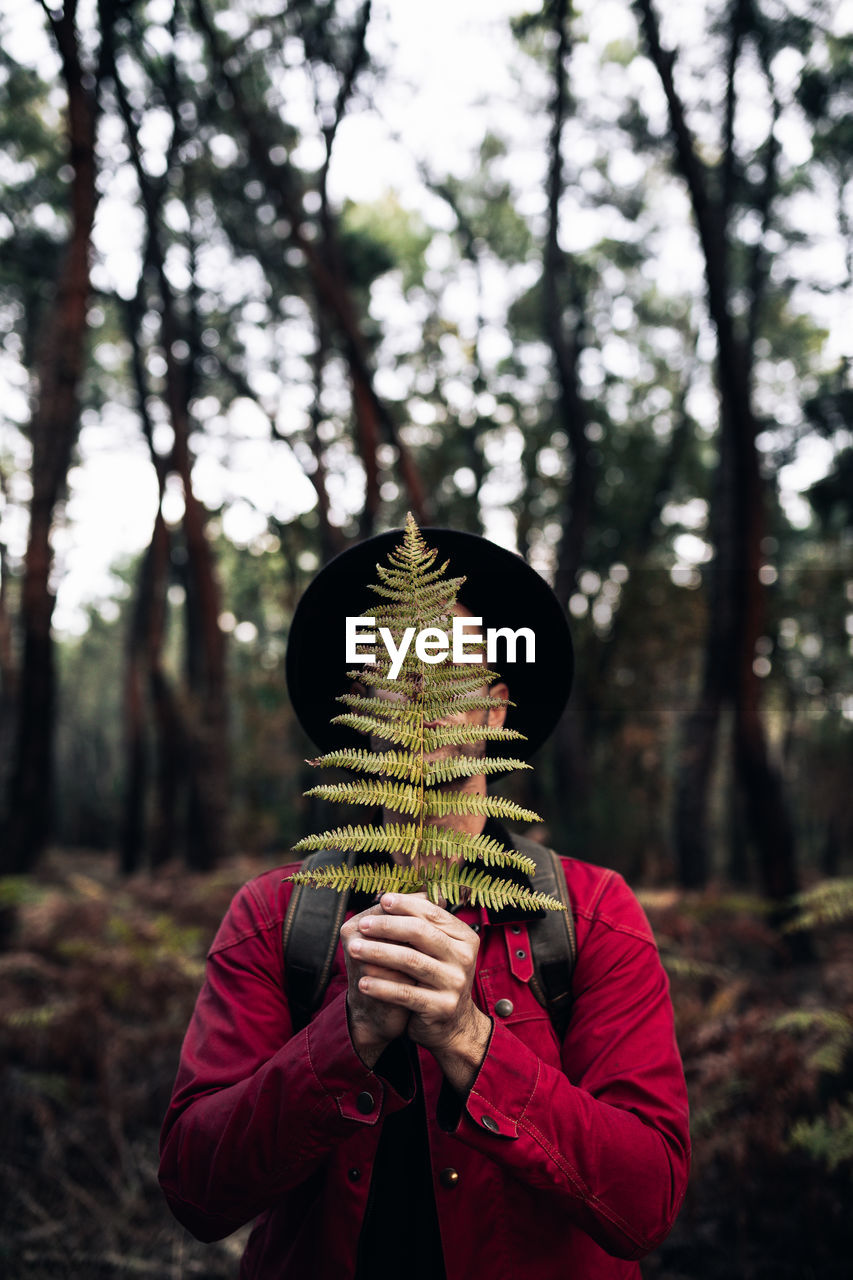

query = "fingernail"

[{"left": 382, "top": 894, "right": 396, "bottom": 907}]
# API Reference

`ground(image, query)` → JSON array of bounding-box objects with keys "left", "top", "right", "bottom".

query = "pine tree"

[{"left": 288, "top": 514, "right": 564, "bottom": 911}]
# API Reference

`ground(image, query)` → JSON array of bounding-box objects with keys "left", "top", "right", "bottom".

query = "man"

[{"left": 159, "top": 525, "right": 690, "bottom": 1280}]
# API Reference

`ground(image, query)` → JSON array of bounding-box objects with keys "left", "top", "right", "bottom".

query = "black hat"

[{"left": 285, "top": 526, "right": 573, "bottom": 761}]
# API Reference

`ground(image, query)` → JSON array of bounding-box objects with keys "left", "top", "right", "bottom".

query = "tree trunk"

[
  {"left": 637, "top": 0, "right": 802, "bottom": 901},
  {"left": 109, "top": 38, "right": 230, "bottom": 870},
  {"left": 541, "top": 0, "right": 596, "bottom": 846},
  {"left": 120, "top": 508, "right": 172, "bottom": 872},
  {"left": 1, "top": 6, "right": 99, "bottom": 873},
  {"left": 545, "top": 0, "right": 596, "bottom": 606},
  {"left": 352, "top": 375, "right": 382, "bottom": 539},
  {"left": 0, "top": 495, "right": 17, "bottom": 807},
  {"left": 731, "top": 399, "right": 801, "bottom": 906},
  {"left": 308, "top": 307, "right": 346, "bottom": 562},
  {"left": 674, "top": 396, "right": 737, "bottom": 886},
  {"left": 177, "top": 512, "right": 228, "bottom": 871},
  {"left": 165, "top": 352, "right": 229, "bottom": 871}
]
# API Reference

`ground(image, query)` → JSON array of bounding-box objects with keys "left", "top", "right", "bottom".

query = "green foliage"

[
  {"left": 784, "top": 879, "right": 853, "bottom": 933},
  {"left": 767, "top": 883, "right": 853, "bottom": 1178},
  {"left": 303, "top": 779, "right": 540, "bottom": 823},
  {"left": 307, "top": 748, "right": 533, "bottom": 785},
  {"left": 5, "top": 1002, "right": 64, "bottom": 1030},
  {"left": 657, "top": 948, "right": 730, "bottom": 984},
  {"left": 769, "top": 1009, "right": 853, "bottom": 1075},
  {"left": 0, "top": 876, "right": 46, "bottom": 907},
  {"left": 340, "top": 195, "right": 432, "bottom": 293},
  {"left": 0, "top": 45, "right": 67, "bottom": 361},
  {"left": 288, "top": 516, "right": 564, "bottom": 910},
  {"left": 789, "top": 1096, "right": 853, "bottom": 1174}
]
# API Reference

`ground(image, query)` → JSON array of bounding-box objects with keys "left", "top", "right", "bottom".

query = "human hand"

[
  {"left": 350, "top": 892, "right": 492, "bottom": 1092},
  {"left": 341, "top": 901, "right": 411, "bottom": 1068}
]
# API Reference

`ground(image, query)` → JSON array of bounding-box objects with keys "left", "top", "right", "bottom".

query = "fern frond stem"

[{"left": 416, "top": 641, "right": 426, "bottom": 866}]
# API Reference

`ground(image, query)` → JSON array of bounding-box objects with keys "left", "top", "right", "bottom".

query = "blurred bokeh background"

[{"left": 0, "top": 0, "right": 851, "bottom": 1275}]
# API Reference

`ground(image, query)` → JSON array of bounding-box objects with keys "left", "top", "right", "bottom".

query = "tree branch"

[
  {"left": 191, "top": 0, "right": 429, "bottom": 525},
  {"left": 745, "top": 15, "right": 783, "bottom": 359}
]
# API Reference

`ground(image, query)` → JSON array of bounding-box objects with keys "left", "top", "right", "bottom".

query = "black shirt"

[{"left": 354, "top": 1041, "right": 446, "bottom": 1280}]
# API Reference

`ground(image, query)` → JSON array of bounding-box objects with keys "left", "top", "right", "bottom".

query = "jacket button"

[
  {"left": 356, "top": 1091, "right": 375, "bottom": 1114},
  {"left": 495, "top": 998, "right": 514, "bottom": 1017},
  {"left": 439, "top": 1167, "right": 460, "bottom": 1189},
  {"left": 348, "top": 1167, "right": 361, "bottom": 1181},
  {"left": 481, "top": 1114, "right": 500, "bottom": 1133}
]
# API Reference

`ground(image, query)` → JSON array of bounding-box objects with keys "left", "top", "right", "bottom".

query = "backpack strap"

[
  {"left": 282, "top": 848, "right": 355, "bottom": 1033},
  {"left": 282, "top": 838, "right": 577, "bottom": 1038},
  {"left": 506, "top": 831, "right": 577, "bottom": 1040}
]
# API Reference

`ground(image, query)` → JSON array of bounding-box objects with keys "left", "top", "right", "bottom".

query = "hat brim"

[{"left": 285, "top": 527, "right": 573, "bottom": 763}]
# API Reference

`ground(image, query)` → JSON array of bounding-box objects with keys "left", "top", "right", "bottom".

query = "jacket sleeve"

[
  {"left": 438, "top": 868, "right": 690, "bottom": 1261},
  {"left": 158, "top": 876, "right": 414, "bottom": 1242}
]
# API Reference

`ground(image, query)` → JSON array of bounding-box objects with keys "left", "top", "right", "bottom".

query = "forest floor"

[{"left": 0, "top": 850, "right": 851, "bottom": 1279}]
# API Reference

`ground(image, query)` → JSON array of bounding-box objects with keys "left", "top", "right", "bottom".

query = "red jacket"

[{"left": 159, "top": 855, "right": 690, "bottom": 1279}]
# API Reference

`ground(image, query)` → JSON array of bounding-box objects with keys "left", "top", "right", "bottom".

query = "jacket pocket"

[{"left": 477, "top": 969, "right": 562, "bottom": 1064}]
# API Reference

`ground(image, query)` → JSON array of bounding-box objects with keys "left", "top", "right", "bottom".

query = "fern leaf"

[
  {"left": 288, "top": 862, "right": 427, "bottom": 896},
  {"left": 424, "top": 792, "right": 542, "bottom": 824},
  {"left": 784, "top": 879, "right": 853, "bottom": 932},
  {"left": 331, "top": 714, "right": 524, "bottom": 752},
  {"left": 287, "top": 858, "right": 563, "bottom": 912},
  {"left": 788, "top": 1096, "right": 853, "bottom": 1172},
  {"left": 424, "top": 756, "right": 532, "bottom": 784},
  {"left": 769, "top": 1009, "right": 853, "bottom": 1074},
  {"left": 306, "top": 748, "right": 420, "bottom": 780},
  {"left": 417, "top": 827, "right": 536, "bottom": 873},
  {"left": 418, "top": 692, "right": 513, "bottom": 714},
  {"left": 336, "top": 693, "right": 427, "bottom": 722},
  {"left": 307, "top": 749, "right": 531, "bottom": 787},
  {"left": 346, "top": 665, "right": 503, "bottom": 691},
  {"left": 420, "top": 664, "right": 503, "bottom": 687},
  {"left": 293, "top": 824, "right": 423, "bottom": 858},
  {"left": 305, "top": 779, "right": 424, "bottom": 815},
  {"left": 331, "top": 714, "right": 425, "bottom": 750},
  {"left": 374, "top": 560, "right": 458, "bottom": 590},
  {"left": 367, "top": 576, "right": 465, "bottom": 609},
  {"left": 419, "top": 862, "right": 563, "bottom": 911},
  {"left": 338, "top": 691, "right": 512, "bottom": 718},
  {"left": 292, "top": 823, "right": 535, "bottom": 873},
  {"left": 422, "top": 723, "right": 524, "bottom": 748}
]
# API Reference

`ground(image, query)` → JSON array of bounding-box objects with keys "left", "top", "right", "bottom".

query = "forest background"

[{"left": 0, "top": 0, "right": 851, "bottom": 1275}]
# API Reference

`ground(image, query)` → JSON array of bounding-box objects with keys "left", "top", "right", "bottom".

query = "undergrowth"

[
  {"left": 640, "top": 881, "right": 853, "bottom": 1279},
  {"left": 0, "top": 852, "right": 255, "bottom": 1278},
  {"left": 0, "top": 856, "right": 851, "bottom": 1278}
]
